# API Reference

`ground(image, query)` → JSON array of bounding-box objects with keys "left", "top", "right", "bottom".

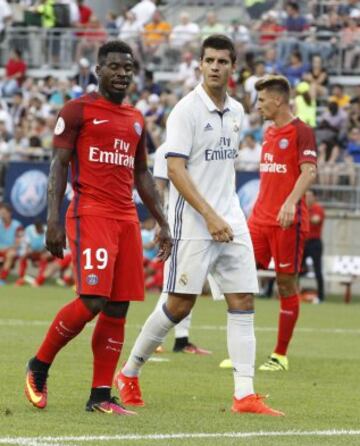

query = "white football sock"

[
  {"left": 155, "top": 292, "right": 192, "bottom": 339},
  {"left": 122, "top": 305, "right": 176, "bottom": 377},
  {"left": 227, "top": 311, "right": 256, "bottom": 400}
]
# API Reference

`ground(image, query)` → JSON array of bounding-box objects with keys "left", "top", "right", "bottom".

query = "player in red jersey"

[
  {"left": 25, "top": 40, "right": 172, "bottom": 415},
  {"left": 248, "top": 75, "right": 317, "bottom": 372}
]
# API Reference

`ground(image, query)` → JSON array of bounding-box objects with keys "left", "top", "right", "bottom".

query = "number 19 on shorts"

[{"left": 83, "top": 248, "right": 108, "bottom": 270}]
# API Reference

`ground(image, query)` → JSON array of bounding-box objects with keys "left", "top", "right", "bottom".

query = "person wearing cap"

[
  {"left": 74, "top": 58, "right": 97, "bottom": 92},
  {"left": 294, "top": 81, "right": 317, "bottom": 128}
]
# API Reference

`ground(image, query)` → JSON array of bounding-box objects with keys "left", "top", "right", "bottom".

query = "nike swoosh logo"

[
  {"left": 108, "top": 338, "right": 123, "bottom": 345},
  {"left": 279, "top": 263, "right": 291, "bottom": 268},
  {"left": 93, "top": 119, "right": 109, "bottom": 125},
  {"left": 26, "top": 375, "right": 42, "bottom": 404},
  {"left": 98, "top": 407, "right": 113, "bottom": 414}
]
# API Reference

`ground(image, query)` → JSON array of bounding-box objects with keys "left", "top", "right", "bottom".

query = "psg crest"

[{"left": 10, "top": 170, "right": 48, "bottom": 217}]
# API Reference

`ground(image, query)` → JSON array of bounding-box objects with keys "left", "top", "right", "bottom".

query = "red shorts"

[
  {"left": 66, "top": 215, "right": 144, "bottom": 301},
  {"left": 248, "top": 220, "right": 306, "bottom": 274}
]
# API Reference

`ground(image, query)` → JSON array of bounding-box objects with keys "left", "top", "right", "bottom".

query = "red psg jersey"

[
  {"left": 53, "top": 93, "right": 146, "bottom": 221},
  {"left": 250, "top": 118, "right": 317, "bottom": 231}
]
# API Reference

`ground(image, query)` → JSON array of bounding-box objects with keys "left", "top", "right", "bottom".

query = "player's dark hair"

[
  {"left": 97, "top": 40, "right": 133, "bottom": 65},
  {"left": 200, "top": 34, "right": 236, "bottom": 64},
  {"left": 255, "top": 75, "right": 291, "bottom": 101}
]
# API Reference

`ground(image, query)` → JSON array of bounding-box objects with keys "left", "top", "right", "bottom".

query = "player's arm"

[
  {"left": 134, "top": 132, "right": 172, "bottom": 261},
  {"left": 277, "top": 162, "right": 317, "bottom": 229},
  {"left": 167, "top": 157, "right": 233, "bottom": 242},
  {"left": 154, "top": 177, "right": 168, "bottom": 207},
  {"left": 46, "top": 148, "right": 72, "bottom": 258}
]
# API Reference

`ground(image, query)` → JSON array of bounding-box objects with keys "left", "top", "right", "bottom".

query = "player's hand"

[
  {"left": 205, "top": 212, "right": 234, "bottom": 243},
  {"left": 277, "top": 201, "right": 296, "bottom": 229},
  {"left": 46, "top": 221, "right": 66, "bottom": 258},
  {"left": 155, "top": 224, "right": 173, "bottom": 261}
]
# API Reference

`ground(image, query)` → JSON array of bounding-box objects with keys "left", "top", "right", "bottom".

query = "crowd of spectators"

[{"left": 0, "top": 0, "right": 360, "bottom": 188}]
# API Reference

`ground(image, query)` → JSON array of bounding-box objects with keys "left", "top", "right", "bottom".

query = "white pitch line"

[
  {"left": 1, "top": 319, "right": 360, "bottom": 335},
  {"left": 1, "top": 430, "right": 360, "bottom": 444}
]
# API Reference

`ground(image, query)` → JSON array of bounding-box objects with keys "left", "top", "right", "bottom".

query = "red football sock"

[
  {"left": 35, "top": 274, "right": 46, "bottom": 286},
  {"left": 274, "top": 294, "right": 300, "bottom": 356},
  {"left": 0, "top": 269, "right": 9, "bottom": 280},
  {"left": 36, "top": 298, "right": 95, "bottom": 364},
  {"left": 18, "top": 258, "right": 28, "bottom": 278},
  {"left": 91, "top": 313, "right": 125, "bottom": 388}
]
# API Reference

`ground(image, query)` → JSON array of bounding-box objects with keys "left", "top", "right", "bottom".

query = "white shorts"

[{"left": 163, "top": 232, "right": 259, "bottom": 295}]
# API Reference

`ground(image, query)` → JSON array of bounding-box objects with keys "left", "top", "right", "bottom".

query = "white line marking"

[
  {"left": 1, "top": 430, "right": 360, "bottom": 444},
  {"left": 1, "top": 319, "right": 359, "bottom": 335}
]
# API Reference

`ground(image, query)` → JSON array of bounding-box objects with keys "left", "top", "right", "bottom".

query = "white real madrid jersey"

[
  {"left": 153, "top": 143, "right": 168, "bottom": 180},
  {"left": 164, "top": 84, "right": 248, "bottom": 240}
]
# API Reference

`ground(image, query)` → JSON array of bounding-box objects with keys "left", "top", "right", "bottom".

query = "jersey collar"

[{"left": 195, "top": 83, "right": 231, "bottom": 113}]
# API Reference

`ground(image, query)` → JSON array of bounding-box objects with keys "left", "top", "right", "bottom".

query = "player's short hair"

[
  {"left": 97, "top": 40, "right": 134, "bottom": 65},
  {"left": 200, "top": 34, "right": 236, "bottom": 64},
  {"left": 255, "top": 75, "right": 291, "bottom": 101}
]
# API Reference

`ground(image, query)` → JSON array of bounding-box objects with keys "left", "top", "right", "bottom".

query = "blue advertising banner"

[
  {"left": 3, "top": 162, "right": 260, "bottom": 226},
  {"left": 3, "top": 162, "right": 72, "bottom": 227}
]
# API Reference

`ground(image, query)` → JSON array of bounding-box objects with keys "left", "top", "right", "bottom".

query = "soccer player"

[
  {"left": 114, "top": 35, "right": 283, "bottom": 416},
  {"left": 24, "top": 40, "right": 172, "bottom": 415},
  {"left": 0, "top": 203, "right": 22, "bottom": 285},
  {"left": 153, "top": 142, "right": 212, "bottom": 355},
  {"left": 16, "top": 220, "right": 52, "bottom": 286},
  {"left": 249, "top": 75, "right": 317, "bottom": 371}
]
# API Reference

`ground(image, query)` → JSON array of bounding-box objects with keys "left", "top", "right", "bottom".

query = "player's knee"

[
  {"left": 227, "top": 293, "right": 254, "bottom": 312},
  {"left": 277, "top": 275, "right": 297, "bottom": 296},
  {"left": 6, "top": 249, "right": 16, "bottom": 260},
  {"left": 102, "top": 301, "right": 129, "bottom": 318},
  {"left": 80, "top": 295, "right": 106, "bottom": 315},
  {"left": 165, "top": 297, "right": 193, "bottom": 322}
]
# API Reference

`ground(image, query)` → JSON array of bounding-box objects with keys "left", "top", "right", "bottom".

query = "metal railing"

[{"left": 1, "top": 26, "right": 360, "bottom": 74}]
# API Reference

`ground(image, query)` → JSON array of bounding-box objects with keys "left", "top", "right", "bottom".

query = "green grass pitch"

[{"left": 0, "top": 286, "right": 359, "bottom": 446}]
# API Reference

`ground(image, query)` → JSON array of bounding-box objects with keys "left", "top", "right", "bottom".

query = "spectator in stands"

[
  {"left": 303, "top": 54, "right": 329, "bottom": 97},
  {"left": 131, "top": 0, "right": 156, "bottom": 28},
  {"left": 277, "top": 2, "right": 309, "bottom": 65},
  {"left": 143, "top": 69, "right": 161, "bottom": 95},
  {"left": 0, "top": 0, "right": 12, "bottom": 41},
  {"left": 145, "top": 93, "right": 164, "bottom": 152},
  {"left": 6, "top": 125, "right": 29, "bottom": 161},
  {"left": 226, "top": 18, "right": 250, "bottom": 53},
  {"left": 294, "top": 81, "right": 317, "bottom": 128},
  {"left": 0, "top": 202, "right": 22, "bottom": 286},
  {"left": 341, "top": 15, "right": 360, "bottom": 70},
  {"left": 302, "top": 190, "right": 325, "bottom": 303},
  {"left": 1, "top": 49, "right": 27, "bottom": 97},
  {"left": 73, "top": 57, "right": 97, "bottom": 92},
  {"left": 118, "top": 10, "right": 143, "bottom": 49},
  {"left": 279, "top": 51, "right": 310, "bottom": 87},
  {"left": 16, "top": 220, "right": 52, "bottom": 286},
  {"left": 346, "top": 127, "right": 360, "bottom": 163},
  {"left": 329, "top": 84, "right": 351, "bottom": 108},
  {"left": 169, "top": 11, "right": 199, "bottom": 50},
  {"left": 200, "top": 11, "right": 225, "bottom": 41},
  {"left": 173, "top": 51, "right": 199, "bottom": 89},
  {"left": 9, "top": 91, "right": 26, "bottom": 127},
  {"left": 338, "top": 0, "right": 360, "bottom": 17},
  {"left": 0, "top": 102, "right": 12, "bottom": 133},
  {"left": 75, "top": 0, "right": 93, "bottom": 37},
  {"left": 36, "top": 0, "right": 56, "bottom": 29},
  {"left": 244, "top": 60, "right": 266, "bottom": 110},
  {"left": 254, "top": 10, "right": 284, "bottom": 45},
  {"left": 75, "top": 15, "right": 107, "bottom": 64},
  {"left": 142, "top": 9, "right": 171, "bottom": 62},
  {"left": 235, "top": 134, "right": 261, "bottom": 171},
  {"left": 263, "top": 46, "right": 278, "bottom": 74}
]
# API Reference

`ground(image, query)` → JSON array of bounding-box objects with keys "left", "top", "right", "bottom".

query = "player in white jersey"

[{"left": 115, "top": 35, "right": 284, "bottom": 415}]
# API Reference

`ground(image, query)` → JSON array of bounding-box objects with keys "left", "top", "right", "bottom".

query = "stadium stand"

[{"left": 1, "top": 0, "right": 360, "bottom": 297}]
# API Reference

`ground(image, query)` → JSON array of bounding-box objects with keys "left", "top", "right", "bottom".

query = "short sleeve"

[
  {"left": 53, "top": 100, "right": 83, "bottom": 150},
  {"left": 296, "top": 123, "right": 317, "bottom": 165},
  {"left": 164, "top": 101, "right": 193, "bottom": 159},
  {"left": 134, "top": 119, "right": 148, "bottom": 169},
  {"left": 153, "top": 143, "right": 168, "bottom": 179}
]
